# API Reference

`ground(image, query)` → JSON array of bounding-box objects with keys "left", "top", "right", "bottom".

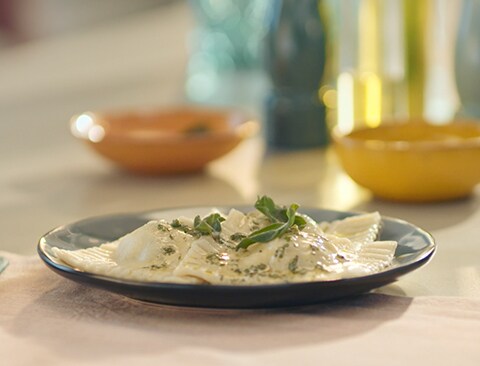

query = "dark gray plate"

[{"left": 38, "top": 207, "right": 435, "bottom": 309}]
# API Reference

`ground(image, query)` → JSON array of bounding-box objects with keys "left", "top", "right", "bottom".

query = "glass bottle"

[
  {"left": 264, "top": 0, "right": 328, "bottom": 149},
  {"left": 455, "top": 0, "right": 480, "bottom": 118}
]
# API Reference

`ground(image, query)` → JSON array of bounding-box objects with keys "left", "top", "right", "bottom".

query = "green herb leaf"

[
  {"left": 171, "top": 219, "right": 182, "bottom": 228},
  {"left": 171, "top": 213, "right": 225, "bottom": 240},
  {"left": 236, "top": 222, "right": 285, "bottom": 250},
  {"left": 170, "top": 219, "right": 197, "bottom": 236},
  {"left": 193, "top": 213, "right": 225, "bottom": 236},
  {"left": 294, "top": 215, "right": 307, "bottom": 228},
  {"left": 157, "top": 223, "right": 169, "bottom": 232},
  {"left": 254, "top": 195, "right": 288, "bottom": 222},
  {"left": 236, "top": 201, "right": 303, "bottom": 250},
  {"left": 254, "top": 195, "right": 307, "bottom": 228}
]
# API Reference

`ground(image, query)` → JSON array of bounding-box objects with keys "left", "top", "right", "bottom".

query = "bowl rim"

[
  {"left": 332, "top": 121, "right": 480, "bottom": 152},
  {"left": 70, "top": 106, "right": 259, "bottom": 145}
]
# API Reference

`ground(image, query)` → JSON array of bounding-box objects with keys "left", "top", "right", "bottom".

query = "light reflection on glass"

[
  {"left": 363, "top": 72, "right": 382, "bottom": 128},
  {"left": 71, "top": 113, "right": 94, "bottom": 137},
  {"left": 186, "top": 73, "right": 218, "bottom": 101},
  {"left": 337, "top": 72, "right": 355, "bottom": 135},
  {"left": 186, "top": 0, "right": 270, "bottom": 107},
  {"left": 70, "top": 112, "right": 105, "bottom": 143},
  {"left": 87, "top": 125, "right": 106, "bottom": 143},
  {"left": 321, "top": 89, "right": 337, "bottom": 110},
  {"left": 326, "top": 0, "right": 410, "bottom": 134}
]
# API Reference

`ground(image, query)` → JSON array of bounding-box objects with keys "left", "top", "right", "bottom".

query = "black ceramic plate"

[{"left": 38, "top": 206, "right": 435, "bottom": 309}]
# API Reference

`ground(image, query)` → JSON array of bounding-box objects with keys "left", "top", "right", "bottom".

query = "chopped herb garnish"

[
  {"left": 170, "top": 218, "right": 200, "bottom": 237},
  {"left": 162, "top": 246, "right": 176, "bottom": 256},
  {"left": 274, "top": 243, "right": 289, "bottom": 259},
  {"left": 288, "top": 255, "right": 299, "bottom": 273},
  {"left": 205, "top": 252, "right": 229, "bottom": 266},
  {"left": 230, "top": 233, "right": 247, "bottom": 242},
  {"left": 171, "top": 219, "right": 182, "bottom": 228},
  {"left": 157, "top": 223, "right": 169, "bottom": 232},
  {"left": 146, "top": 263, "right": 167, "bottom": 270},
  {"left": 244, "top": 263, "right": 269, "bottom": 277}
]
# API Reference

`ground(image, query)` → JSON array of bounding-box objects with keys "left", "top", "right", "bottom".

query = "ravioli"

[{"left": 52, "top": 199, "right": 398, "bottom": 285}]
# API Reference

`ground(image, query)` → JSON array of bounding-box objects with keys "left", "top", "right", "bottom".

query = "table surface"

[{"left": 1, "top": 0, "right": 479, "bottom": 303}]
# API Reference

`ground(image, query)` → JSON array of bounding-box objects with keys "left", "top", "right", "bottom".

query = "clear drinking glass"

[
  {"left": 324, "top": 0, "right": 460, "bottom": 134},
  {"left": 455, "top": 0, "right": 480, "bottom": 118},
  {"left": 185, "top": 0, "right": 270, "bottom": 113}
]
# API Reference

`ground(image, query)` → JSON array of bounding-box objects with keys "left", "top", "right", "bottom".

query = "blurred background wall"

[
  {"left": 0, "top": 0, "right": 172, "bottom": 47},
  {"left": 0, "top": 0, "right": 468, "bottom": 130}
]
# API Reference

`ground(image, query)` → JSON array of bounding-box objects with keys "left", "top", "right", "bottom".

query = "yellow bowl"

[
  {"left": 70, "top": 107, "right": 259, "bottom": 174},
  {"left": 333, "top": 121, "right": 480, "bottom": 202}
]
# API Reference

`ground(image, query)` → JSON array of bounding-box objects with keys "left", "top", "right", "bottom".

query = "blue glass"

[{"left": 186, "top": 0, "right": 270, "bottom": 109}]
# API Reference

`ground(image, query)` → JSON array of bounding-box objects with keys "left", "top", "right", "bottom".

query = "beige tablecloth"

[{"left": 0, "top": 251, "right": 479, "bottom": 366}]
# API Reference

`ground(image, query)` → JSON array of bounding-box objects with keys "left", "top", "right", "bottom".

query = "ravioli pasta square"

[{"left": 52, "top": 197, "right": 397, "bottom": 285}]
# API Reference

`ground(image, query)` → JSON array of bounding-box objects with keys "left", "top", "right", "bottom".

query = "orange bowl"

[{"left": 70, "top": 107, "right": 259, "bottom": 174}]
